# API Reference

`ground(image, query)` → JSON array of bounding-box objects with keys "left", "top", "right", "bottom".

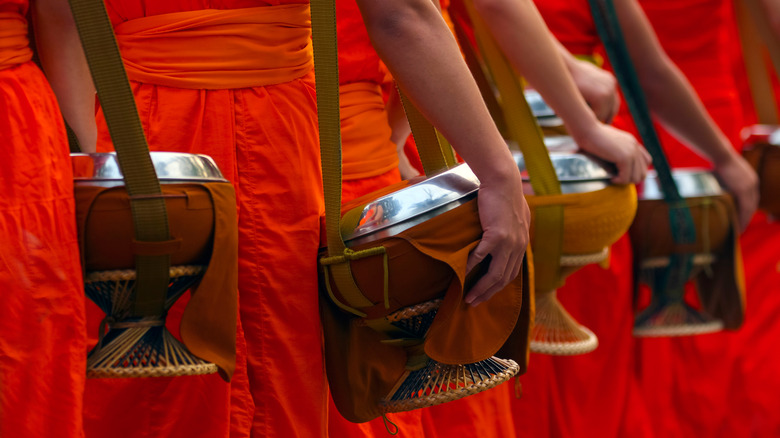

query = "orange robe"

[
  {"left": 85, "top": 2, "right": 325, "bottom": 437},
  {"left": 337, "top": 0, "right": 401, "bottom": 202},
  {"left": 0, "top": 3, "right": 87, "bottom": 437}
]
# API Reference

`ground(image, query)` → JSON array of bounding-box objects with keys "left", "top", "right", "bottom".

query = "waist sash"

[
  {"left": 0, "top": 12, "right": 33, "bottom": 71},
  {"left": 339, "top": 81, "right": 397, "bottom": 180},
  {"left": 114, "top": 5, "right": 313, "bottom": 89}
]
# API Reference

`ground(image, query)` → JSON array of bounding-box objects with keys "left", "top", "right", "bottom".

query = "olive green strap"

[
  {"left": 735, "top": 0, "right": 780, "bottom": 124},
  {"left": 68, "top": 0, "right": 172, "bottom": 317}
]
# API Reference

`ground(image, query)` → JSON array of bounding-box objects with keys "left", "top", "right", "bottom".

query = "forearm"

[
  {"left": 357, "top": 0, "right": 518, "bottom": 183},
  {"left": 473, "top": 0, "right": 600, "bottom": 138},
  {"left": 639, "top": 64, "right": 736, "bottom": 164},
  {"left": 761, "top": 0, "right": 780, "bottom": 39},
  {"left": 615, "top": 0, "right": 737, "bottom": 165},
  {"left": 33, "top": 0, "right": 97, "bottom": 152}
]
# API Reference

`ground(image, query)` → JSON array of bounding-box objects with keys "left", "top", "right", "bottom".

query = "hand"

[
  {"left": 569, "top": 59, "right": 620, "bottom": 124},
  {"left": 397, "top": 147, "right": 421, "bottom": 180},
  {"left": 572, "top": 123, "right": 651, "bottom": 185},
  {"left": 465, "top": 168, "right": 530, "bottom": 306},
  {"left": 713, "top": 153, "right": 759, "bottom": 231}
]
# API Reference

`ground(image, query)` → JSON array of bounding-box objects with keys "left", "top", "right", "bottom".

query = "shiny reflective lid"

[
  {"left": 514, "top": 135, "right": 617, "bottom": 194},
  {"left": 342, "top": 163, "right": 480, "bottom": 245},
  {"left": 637, "top": 169, "right": 722, "bottom": 200},
  {"left": 525, "top": 89, "right": 563, "bottom": 127},
  {"left": 72, "top": 152, "right": 228, "bottom": 184}
]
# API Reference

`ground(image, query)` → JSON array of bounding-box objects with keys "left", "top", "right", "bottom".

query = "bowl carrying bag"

[
  {"left": 67, "top": 0, "right": 238, "bottom": 379},
  {"left": 588, "top": 0, "right": 745, "bottom": 335},
  {"left": 310, "top": 0, "right": 534, "bottom": 423}
]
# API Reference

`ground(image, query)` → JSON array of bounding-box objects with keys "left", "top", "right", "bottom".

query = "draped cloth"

[
  {"left": 85, "top": 3, "right": 326, "bottom": 437},
  {"left": 0, "top": 5, "right": 87, "bottom": 438}
]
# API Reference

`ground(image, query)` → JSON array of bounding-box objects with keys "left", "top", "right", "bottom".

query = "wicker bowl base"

[{"left": 381, "top": 356, "right": 519, "bottom": 413}]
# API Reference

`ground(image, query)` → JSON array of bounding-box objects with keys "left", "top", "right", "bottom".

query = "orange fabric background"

[
  {"left": 85, "top": 2, "right": 326, "bottom": 438},
  {"left": 0, "top": 4, "right": 87, "bottom": 436}
]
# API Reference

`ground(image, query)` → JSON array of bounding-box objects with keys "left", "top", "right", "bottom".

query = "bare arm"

[
  {"left": 357, "top": 0, "right": 530, "bottom": 305},
  {"left": 472, "top": 0, "right": 650, "bottom": 184},
  {"left": 33, "top": 0, "right": 97, "bottom": 152},
  {"left": 555, "top": 40, "right": 620, "bottom": 124},
  {"left": 615, "top": 0, "right": 758, "bottom": 228},
  {"left": 384, "top": 86, "right": 419, "bottom": 179},
  {"left": 760, "top": 0, "right": 780, "bottom": 39}
]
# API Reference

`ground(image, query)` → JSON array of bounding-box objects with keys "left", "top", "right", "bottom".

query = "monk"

[
  {"left": 635, "top": 1, "right": 780, "bottom": 437},
  {"left": 419, "top": 0, "right": 654, "bottom": 436},
  {"left": 519, "top": 0, "right": 758, "bottom": 437},
  {"left": 51, "top": 0, "right": 531, "bottom": 436},
  {"left": 0, "top": 1, "right": 87, "bottom": 436},
  {"left": 728, "top": 3, "right": 780, "bottom": 433}
]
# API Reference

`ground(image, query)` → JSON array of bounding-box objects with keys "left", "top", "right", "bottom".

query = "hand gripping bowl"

[
  {"left": 516, "top": 135, "right": 638, "bottom": 355},
  {"left": 320, "top": 163, "right": 530, "bottom": 423},
  {"left": 629, "top": 170, "right": 745, "bottom": 336},
  {"left": 72, "top": 152, "right": 238, "bottom": 379}
]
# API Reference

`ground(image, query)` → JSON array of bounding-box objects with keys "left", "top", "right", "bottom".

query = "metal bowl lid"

[
  {"left": 342, "top": 163, "right": 480, "bottom": 245},
  {"left": 769, "top": 129, "right": 780, "bottom": 146},
  {"left": 513, "top": 135, "right": 617, "bottom": 194},
  {"left": 525, "top": 89, "right": 563, "bottom": 127},
  {"left": 72, "top": 152, "right": 228, "bottom": 183},
  {"left": 637, "top": 169, "right": 722, "bottom": 200}
]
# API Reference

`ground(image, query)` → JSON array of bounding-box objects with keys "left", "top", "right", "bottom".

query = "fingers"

[
  {"left": 610, "top": 141, "right": 648, "bottom": 185},
  {"left": 465, "top": 238, "right": 491, "bottom": 274},
  {"left": 465, "top": 240, "right": 523, "bottom": 306}
]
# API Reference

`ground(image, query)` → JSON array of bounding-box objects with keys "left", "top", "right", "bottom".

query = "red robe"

[
  {"left": 0, "top": 2, "right": 87, "bottom": 436},
  {"left": 723, "top": 6, "right": 780, "bottom": 437}
]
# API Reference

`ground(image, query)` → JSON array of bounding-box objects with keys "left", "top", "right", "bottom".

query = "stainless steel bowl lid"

[
  {"left": 525, "top": 89, "right": 563, "bottom": 127},
  {"left": 72, "top": 152, "right": 228, "bottom": 183},
  {"left": 638, "top": 169, "right": 722, "bottom": 200},
  {"left": 342, "top": 163, "right": 480, "bottom": 244},
  {"left": 768, "top": 128, "right": 780, "bottom": 146},
  {"left": 513, "top": 135, "right": 617, "bottom": 194}
]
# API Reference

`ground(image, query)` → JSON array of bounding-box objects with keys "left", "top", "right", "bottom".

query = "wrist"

[{"left": 709, "top": 140, "right": 740, "bottom": 167}]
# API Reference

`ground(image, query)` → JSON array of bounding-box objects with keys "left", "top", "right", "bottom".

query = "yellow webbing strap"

[
  {"left": 459, "top": 0, "right": 564, "bottom": 289},
  {"left": 398, "top": 91, "right": 451, "bottom": 175},
  {"left": 436, "top": 131, "right": 459, "bottom": 167},
  {"left": 68, "top": 0, "right": 172, "bottom": 317},
  {"left": 735, "top": 0, "right": 780, "bottom": 124},
  {"left": 311, "top": 0, "right": 452, "bottom": 312}
]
